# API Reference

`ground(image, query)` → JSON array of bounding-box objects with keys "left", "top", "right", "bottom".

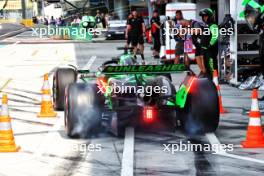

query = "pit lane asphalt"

[{"left": 0, "top": 31, "right": 263, "bottom": 176}]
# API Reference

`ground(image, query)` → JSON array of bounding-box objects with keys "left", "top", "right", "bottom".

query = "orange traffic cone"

[
  {"left": 37, "top": 73, "right": 57, "bottom": 118},
  {"left": 0, "top": 94, "right": 20, "bottom": 152},
  {"left": 241, "top": 89, "right": 264, "bottom": 148},
  {"left": 213, "top": 70, "right": 227, "bottom": 114}
]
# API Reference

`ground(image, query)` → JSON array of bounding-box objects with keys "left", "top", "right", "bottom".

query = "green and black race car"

[{"left": 52, "top": 47, "right": 219, "bottom": 138}]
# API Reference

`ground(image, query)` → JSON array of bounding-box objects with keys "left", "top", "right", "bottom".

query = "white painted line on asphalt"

[
  {"left": 206, "top": 133, "right": 264, "bottom": 164},
  {"left": 13, "top": 41, "right": 20, "bottom": 45},
  {"left": 82, "top": 55, "right": 97, "bottom": 70},
  {"left": 0, "top": 41, "right": 20, "bottom": 53},
  {"left": 0, "top": 28, "right": 26, "bottom": 39},
  {"left": 205, "top": 133, "right": 226, "bottom": 153},
  {"left": 0, "top": 41, "right": 20, "bottom": 50},
  {"left": 121, "top": 127, "right": 135, "bottom": 176},
  {"left": 219, "top": 152, "right": 264, "bottom": 164}
]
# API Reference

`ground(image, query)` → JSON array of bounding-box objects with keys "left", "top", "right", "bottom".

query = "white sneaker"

[
  {"left": 239, "top": 75, "right": 261, "bottom": 90},
  {"left": 259, "top": 80, "right": 264, "bottom": 90}
]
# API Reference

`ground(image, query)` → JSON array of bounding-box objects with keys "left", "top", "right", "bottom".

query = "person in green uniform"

[{"left": 199, "top": 8, "right": 219, "bottom": 77}]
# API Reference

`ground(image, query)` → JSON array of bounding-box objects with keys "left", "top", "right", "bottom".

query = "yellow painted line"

[
  {"left": 0, "top": 78, "right": 12, "bottom": 92},
  {"left": 10, "top": 51, "right": 16, "bottom": 55},
  {"left": 63, "top": 55, "right": 70, "bottom": 61},
  {"left": 31, "top": 50, "right": 39, "bottom": 57}
]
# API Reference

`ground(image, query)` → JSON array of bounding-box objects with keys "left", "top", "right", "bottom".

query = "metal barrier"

[{"left": 0, "top": 18, "right": 34, "bottom": 27}]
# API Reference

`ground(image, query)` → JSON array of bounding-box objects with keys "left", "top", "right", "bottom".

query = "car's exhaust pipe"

[{"left": 143, "top": 96, "right": 153, "bottom": 105}]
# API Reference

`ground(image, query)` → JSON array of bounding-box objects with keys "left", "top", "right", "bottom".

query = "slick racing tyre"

[
  {"left": 179, "top": 77, "right": 219, "bottom": 135},
  {"left": 53, "top": 68, "right": 76, "bottom": 110},
  {"left": 64, "top": 83, "right": 104, "bottom": 138}
]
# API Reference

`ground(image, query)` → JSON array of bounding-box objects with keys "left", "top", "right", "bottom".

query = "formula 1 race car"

[{"left": 52, "top": 48, "right": 219, "bottom": 138}]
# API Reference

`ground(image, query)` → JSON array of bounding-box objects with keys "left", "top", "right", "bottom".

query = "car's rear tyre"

[
  {"left": 53, "top": 68, "right": 76, "bottom": 110},
  {"left": 64, "top": 83, "right": 104, "bottom": 138},
  {"left": 179, "top": 77, "right": 219, "bottom": 135}
]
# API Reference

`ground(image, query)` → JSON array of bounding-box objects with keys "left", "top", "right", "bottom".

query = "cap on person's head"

[
  {"left": 199, "top": 8, "right": 214, "bottom": 17},
  {"left": 199, "top": 8, "right": 215, "bottom": 23},
  {"left": 153, "top": 10, "right": 158, "bottom": 14},
  {"left": 97, "top": 10, "right": 100, "bottom": 13}
]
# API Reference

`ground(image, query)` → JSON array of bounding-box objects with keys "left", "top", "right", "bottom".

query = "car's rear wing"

[
  {"left": 101, "top": 64, "right": 186, "bottom": 75},
  {"left": 74, "top": 64, "right": 186, "bottom": 79}
]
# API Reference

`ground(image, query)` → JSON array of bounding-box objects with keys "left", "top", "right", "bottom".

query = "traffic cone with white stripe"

[
  {"left": 213, "top": 70, "right": 227, "bottom": 114},
  {"left": 0, "top": 94, "right": 20, "bottom": 152},
  {"left": 241, "top": 89, "right": 264, "bottom": 148},
  {"left": 37, "top": 73, "right": 57, "bottom": 118},
  {"left": 160, "top": 45, "right": 166, "bottom": 59}
]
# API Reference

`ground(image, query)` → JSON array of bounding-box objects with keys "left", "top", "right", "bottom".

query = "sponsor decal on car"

[{"left": 102, "top": 64, "right": 186, "bottom": 74}]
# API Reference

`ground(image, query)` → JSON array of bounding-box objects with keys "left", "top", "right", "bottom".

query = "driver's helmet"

[
  {"left": 244, "top": 0, "right": 264, "bottom": 32},
  {"left": 81, "top": 16, "right": 96, "bottom": 28},
  {"left": 119, "top": 55, "right": 134, "bottom": 65},
  {"left": 199, "top": 8, "right": 214, "bottom": 24}
]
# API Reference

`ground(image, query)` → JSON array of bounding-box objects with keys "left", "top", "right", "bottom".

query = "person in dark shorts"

[
  {"left": 126, "top": 10, "right": 145, "bottom": 63},
  {"left": 180, "top": 19, "right": 212, "bottom": 78},
  {"left": 125, "top": 14, "right": 133, "bottom": 48},
  {"left": 151, "top": 10, "right": 161, "bottom": 58},
  {"left": 175, "top": 39, "right": 184, "bottom": 62},
  {"left": 174, "top": 10, "right": 185, "bottom": 64}
]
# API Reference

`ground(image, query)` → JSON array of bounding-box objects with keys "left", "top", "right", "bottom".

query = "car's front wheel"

[{"left": 53, "top": 68, "right": 76, "bottom": 110}]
